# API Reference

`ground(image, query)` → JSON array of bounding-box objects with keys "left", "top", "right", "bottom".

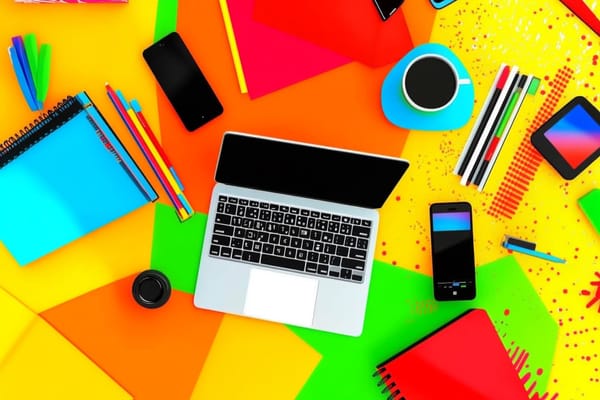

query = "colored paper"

[
  {"left": 0, "top": 93, "right": 156, "bottom": 266},
  {"left": 222, "top": 0, "right": 350, "bottom": 98},
  {"left": 253, "top": 0, "right": 414, "bottom": 67},
  {"left": 0, "top": 288, "right": 131, "bottom": 399},
  {"left": 375, "top": 309, "right": 529, "bottom": 400},
  {"left": 190, "top": 315, "right": 321, "bottom": 400},
  {"left": 151, "top": 203, "right": 207, "bottom": 294},
  {"left": 41, "top": 275, "right": 224, "bottom": 400},
  {"left": 290, "top": 257, "right": 557, "bottom": 399}
]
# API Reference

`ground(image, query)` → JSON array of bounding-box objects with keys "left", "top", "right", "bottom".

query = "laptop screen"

[{"left": 215, "top": 132, "right": 410, "bottom": 209}]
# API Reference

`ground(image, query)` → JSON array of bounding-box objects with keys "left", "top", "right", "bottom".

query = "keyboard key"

[
  {"left": 243, "top": 240, "right": 253, "bottom": 250},
  {"left": 210, "top": 245, "right": 220, "bottom": 256},
  {"left": 311, "top": 230, "right": 322, "bottom": 241},
  {"left": 290, "top": 207, "right": 299, "bottom": 214},
  {"left": 308, "top": 252, "right": 319, "bottom": 262},
  {"left": 300, "top": 209, "right": 309, "bottom": 216},
  {"left": 342, "top": 257, "right": 365, "bottom": 270},
  {"left": 349, "top": 248, "right": 367, "bottom": 260},
  {"left": 314, "top": 242, "right": 323, "bottom": 252},
  {"left": 231, "top": 217, "right": 243, "bottom": 226},
  {"left": 324, "top": 244, "right": 336, "bottom": 254},
  {"left": 321, "top": 213, "right": 331, "bottom": 220},
  {"left": 285, "top": 247, "right": 296, "bottom": 258},
  {"left": 246, "top": 207, "right": 259, "bottom": 218},
  {"left": 329, "top": 269, "right": 340, "bottom": 278},
  {"left": 318, "top": 254, "right": 329, "bottom": 264},
  {"left": 317, "top": 264, "right": 329, "bottom": 275},
  {"left": 236, "top": 206, "right": 246, "bottom": 217},
  {"left": 242, "top": 218, "right": 253, "bottom": 228},
  {"left": 357, "top": 238, "right": 369, "bottom": 249},
  {"left": 284, "top": 214, "right": 296, "bottom": 225},
  {"left": 253, "top": 242, "right": 262, "bottom": 252},
  {"left": 279, "top": 225, "right": 290, "bottom": 235},
  {"left": 297, "top": 216, "right": 308, "bottom": 227},
  {"left": 290, "top": 226, "right": 299, "bottom": 237},
  {"left": 259, "top": 210, "right": 271, "bottom": 221},
  {"left": 322, "top": 233, "right": 333, "bottom": 243},
  {"left": 269, "top": 203, "right": 279, "bottom": 210},
  {"left": 239, "top": 198, "right": 249, "bottom": 206},
  {"left": 272, "top": 212, "right": 284, "bottom": 223},
  {"left": 362, "top": 220, "right": 372, "bottom": 227},
  {"left": 311, "top": 211, "right": 320, "bottom": 218},
  {"left": 274, "top": 246, "right": 285, "bottom": 256},
  {"left": 299, "top": 228, "right": 310, "bottom": 238},
  {"left": 213, "top": 224, "right": 233, "bottom": 236},
  {"left": 332, "top": 214, "right": 341, "bottom": 221},
  {"left": 232, "top": 249, "right": 242, "bottom": 259},
  {"left": 280, "top": 236, "right": 291, "bottom": 247},
  {"left": 302, "top": 240, "right": 314, "bottom": 250},
  {"left": 334, "top": 234, "right": 345, "bottom": 245},
  {"left": 351, "top": 274, "right": 363, "bottom": 282},
  {"left": 257, "top": 232, "right": 269, "bottom": 242},
  {"left": 228, "top": 197, "right": 238, "bottom": 204},
  {"left": 221, "top": 247, "right": 232, "bottom": 258},
  {"left": 316, "top": 220, "right": 328, "bottom": 231},
  {"left": 269, "top": 234, "right": 280, "bottom": 244},
  {"left": 352, "top": 225, "right": 371, "bottom": 238},
  {"left": 328, "top": 221, "right": 340, "bottom": 233},
  {"left": 265, "top": 223, "right": 278, "bottom": 233},
  {"left": 340, "top": 224, "right": 352, "bottom": 235},
  {"left": 345, "top": 236, "right": 357, "bottom": 247},
  {"left": 331, "top": 256, "right": 341, "bottom": 266},
  {"left": 263, "top": 243, "right": 274, "bottom": 254},
  {"left": 308, "top": 218, "right": 316, "bottom": 229},
  {"left": 245, "top": 230, "right": 257, "bottom": 240},
  {"left": 231, "top": 238, "right": 243, "bottom": 248},
  {"left": 242, "top": 251, "right": 260, "bottom": 263},
  {"left": 254, "top": 220, "right": 265, "bottom": 231},
  {"left": 342, "top": 216, "right": 350, "bottom": 223},
  {"left": 297, "top": 249, "right": 307, "bottom": 260},
  {"left": 261, "top": 254, "right": 305, "bottom": 271},
  {"left": 225, "top": 204, "right": 236, "bottom": 214},
  {"left": 341, "top": 268, "right": 352, "bottom": 280},
  {"left": 291, "top": 237, "right": 302, "bottom": 248},
  {"left": 250, "top": 200, "right": 259, "bottom": 207},
  {"left": 280, "top": 205, "right": 290, "bottom": 212},
  {"left": 351, "top": 218, "right": 361, "bottom": 225},
  {"left": 212, "top": 235, "right": 230, "bottom": 246},
  {"left": 219, "top": 195, "right": 227, "bottom": 202},
  {"left": 260, "top": 202, "right": 269, "bottom": 209},
  {"left": 306, "top": 263, "right": 317, "bottom": 273},
  {"left": 336, "top": 246, "right": 349, "bottom": 257},
  {"left": 215, "top": 213, "right": 231, "bottom": 224},
  {"left": 234, "top": 228, "right": 245, "bottom": 237},
  {"left": 217, "top": 202, "right": 225, "bottom": 213}
]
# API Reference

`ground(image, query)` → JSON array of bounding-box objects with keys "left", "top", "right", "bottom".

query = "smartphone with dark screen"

[
  {"left": 143, "top": 32, "right": 223, "bottom": 132},
  {"left": 429, "top": 202, "right": 476, "bottom": 301},
  {"left": 373, "top": 0, "right": 403, "bottom": 21}
]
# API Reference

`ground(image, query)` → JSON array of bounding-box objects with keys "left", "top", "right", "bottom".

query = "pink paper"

[{"left": 227, "top": 0, "right": 350, "bottom": 99}]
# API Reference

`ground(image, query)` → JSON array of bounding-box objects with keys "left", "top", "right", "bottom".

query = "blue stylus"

[{"left": 503, "top": 242, "right": 566, "bottom": 264}]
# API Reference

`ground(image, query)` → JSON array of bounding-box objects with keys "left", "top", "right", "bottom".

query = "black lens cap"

[{"left": 132, "top": 270, "right": 171, "bottom": 309}]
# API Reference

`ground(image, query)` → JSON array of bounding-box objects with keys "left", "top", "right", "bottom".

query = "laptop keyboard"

[{"left": 208, "top": 195, "right": 373, "bottom": 283}]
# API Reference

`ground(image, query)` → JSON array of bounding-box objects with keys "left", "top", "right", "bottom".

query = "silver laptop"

[{"left": 193, "top": 132, "right": 409, "bottom": 336}]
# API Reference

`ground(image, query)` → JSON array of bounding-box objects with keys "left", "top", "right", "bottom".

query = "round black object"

[
  {"left": 132, "top": 270, "right": 171, "bottom": 309},
  {"left": 404, "top": 56, "right": 457, "bottom": 110}
]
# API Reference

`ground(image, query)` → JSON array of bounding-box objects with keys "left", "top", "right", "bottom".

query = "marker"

[
  {"left": 455, "top": 64, "right": 510, "bottom": 176},
  {"left": 477, "top": 75, "right": 540, "bottom": 191},
  {"left": 560, "top": 0, "right": 600, "bottom": 36},
  {"left": 36, "top": 44, "right": 51, "bottom": 104},
  {"left": 502, "top": 237, "right": 566, "bottom": 263},
  {"left": 8, "top": 46, "right": 38, "bottom": 111},
  {"left": 11, "top": 36, "right": 40, "bottom": 110},
  {"left": 23, "top": 33, "right": 39, "bottom": 90}
]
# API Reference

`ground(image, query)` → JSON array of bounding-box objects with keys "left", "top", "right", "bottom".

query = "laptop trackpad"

[{"left": 243, "top": 268, "right": 319, "bottom": 327}]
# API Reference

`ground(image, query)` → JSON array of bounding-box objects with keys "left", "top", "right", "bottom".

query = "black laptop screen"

[{"left": 215, "top": 133, "right": 410, "bottom": 209}]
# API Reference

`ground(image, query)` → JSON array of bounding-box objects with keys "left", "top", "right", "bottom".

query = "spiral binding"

[
  {"left": 0, "top": 96, "right": 82, "bottom": 168},
  {"left": 373, "top": 366, "right": 406, "bottom": 400}
]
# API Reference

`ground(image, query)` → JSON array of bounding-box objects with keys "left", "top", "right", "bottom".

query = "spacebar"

[{"left": 261, "top": 254, "right": 305, "bottom": 271}]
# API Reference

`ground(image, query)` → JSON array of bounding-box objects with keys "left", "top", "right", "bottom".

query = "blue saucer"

[{"left": 381, "top": 43, "right": 474, "bottom": 131}]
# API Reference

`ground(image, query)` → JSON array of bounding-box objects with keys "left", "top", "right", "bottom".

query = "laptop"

[{"left": 193, "top": 132, "right": 409, "bottom": 336}]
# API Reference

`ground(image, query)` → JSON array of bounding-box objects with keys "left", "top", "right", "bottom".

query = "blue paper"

[{"left": 0, "top": 93, "right": 157, "bottom": 266}]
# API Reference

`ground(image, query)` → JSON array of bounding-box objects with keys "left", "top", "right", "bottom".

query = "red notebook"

[{"left": 374, "top": 309, "right": 529, "bottom": 400}]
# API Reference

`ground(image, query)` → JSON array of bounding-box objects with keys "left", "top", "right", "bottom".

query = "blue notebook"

[{"left": 0, "top": 92, "right": 157, "bottom": 266}]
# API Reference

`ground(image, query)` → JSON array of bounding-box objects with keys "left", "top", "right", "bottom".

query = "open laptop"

[{"left": 193, "top": 132, "right": 409, "bottom": 336}]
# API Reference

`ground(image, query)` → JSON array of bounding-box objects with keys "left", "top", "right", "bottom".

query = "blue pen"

[
  {"left": 8, "top": 46, "right": 39, "bottom": 111},
  {"left": 503, "top": 242, "right": 566, "bottom": 264}
]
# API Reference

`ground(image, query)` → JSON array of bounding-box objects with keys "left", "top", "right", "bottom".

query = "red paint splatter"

[{"left": 504, "top": 308, "right": 510, "bottom": 316}]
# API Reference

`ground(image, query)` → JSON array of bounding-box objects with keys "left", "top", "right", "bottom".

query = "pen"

[
  {"left": 23, "top": 33, "right": 38, "bottom": 90},
  {"left": 105, "top": 84, "right": 189, "bottom": 219},
  {"left": 36, "top": 44, "right": 51, "bottom": 104},
  {"left": 121, "top": 94, "right": 193, "bottom": 215},
  {"left": 11, "top": 36, "right": 40, "bottom": 110},
  {"left": 455, "top": 65, "right": 510, "bottom": 176},
  {"left": 130, "top": 99, "right": 184, "bottom": 191},
  {"left": 8, "top": 46, "right": 38, "bottom": 111},
  {"left": 503, "top": 243, "right": 566, "bottom": 264}
]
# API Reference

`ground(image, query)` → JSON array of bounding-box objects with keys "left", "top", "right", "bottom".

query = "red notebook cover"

[{"left": 374, "top": 309, "right": 529, "bottom": 400}]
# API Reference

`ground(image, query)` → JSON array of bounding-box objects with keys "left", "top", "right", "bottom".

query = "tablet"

[{"left": 531, "top": 96, "right": 600, "bottom": 180}]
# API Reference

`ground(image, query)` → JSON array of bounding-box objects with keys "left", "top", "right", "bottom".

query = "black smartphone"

[
  {"left": 373, "top": 0, "right": 404, "bottom": 21},
  {"left": 429, "top": 202, "right": 476, "bottom": 301},
  {"left": 143, "top": 32, "right": 223, "bottom": 132}
]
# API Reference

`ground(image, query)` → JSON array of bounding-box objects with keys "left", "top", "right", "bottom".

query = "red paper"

[
  {"left": 227, "top": 0, "right": 350, "bottom": 98},
  {"left": 253, "top": 0, "right": 414, "bottom": 67},
  {"left": 375, "top": 309, "right": 529, "bottom": 400}
]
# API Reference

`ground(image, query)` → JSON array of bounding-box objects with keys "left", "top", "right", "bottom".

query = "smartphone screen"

[
  {"left": 143, "top": 32, "right": 223, "bottom": 132},
  {"left": 430, "top": 202, "right": 476, "bottom": 301}
]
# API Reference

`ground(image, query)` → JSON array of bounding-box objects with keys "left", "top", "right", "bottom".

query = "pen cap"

[{"left": 132, "top": 270, "right": 171, "bottom": 309}]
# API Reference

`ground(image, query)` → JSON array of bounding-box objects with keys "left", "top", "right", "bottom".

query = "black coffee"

[{"left": 404, "top": 56, "right": 457, "bottom": 110}]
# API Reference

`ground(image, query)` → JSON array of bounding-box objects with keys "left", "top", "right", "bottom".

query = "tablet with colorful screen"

[{"left": 531, "top": 96, "right": 600, "bottom": 180}]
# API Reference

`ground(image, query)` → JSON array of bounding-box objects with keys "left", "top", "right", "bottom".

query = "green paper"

[
  {"left": 578, "top": 188, "right": 600, "bottom": 234},
  {"left": 36, "top": 44, "right": 51, "bottom": 104},
  {"left": 154, "top": 0, "right": 178, "bottom": 42},
  {"left": 150, "top": 203, "right": 206, "bottom": 294},
  {"left": 23, "top": 33, "right": 39, "bottom": 92},
  {"left": 292, "top": 257, "right": 558, "bottom": 399}
]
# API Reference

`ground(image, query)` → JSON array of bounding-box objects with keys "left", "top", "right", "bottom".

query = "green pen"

[
  {"left": 23, "top": 33, "right": 39, "bottom": 92},
  {"left": 36, "top": 44, "right": 51, "bottom": 105}
]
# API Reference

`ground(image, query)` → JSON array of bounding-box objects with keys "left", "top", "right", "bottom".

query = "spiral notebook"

[
  {"left": 374, "top": 309, "right": 528, "bottom": 400},
  {"left": 0, "top": 92, "right": 157, "bottom": 266}
]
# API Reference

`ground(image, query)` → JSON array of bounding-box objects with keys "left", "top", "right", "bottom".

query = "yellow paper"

[
  {"left": 191, "top": 315, "right": 321, "bottom": 400},
  {"left": 0, "top": 288, "right": 131, "bottom": 399}
]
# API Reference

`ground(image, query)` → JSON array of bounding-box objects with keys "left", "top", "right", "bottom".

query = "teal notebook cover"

[{"left": 0, "top": 92, "right": 157, "bottom": 266}]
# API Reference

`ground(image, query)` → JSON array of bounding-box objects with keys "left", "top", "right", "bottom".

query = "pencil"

[{"left": 105, "top": 84, "right": 190, "bottom": 220}]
